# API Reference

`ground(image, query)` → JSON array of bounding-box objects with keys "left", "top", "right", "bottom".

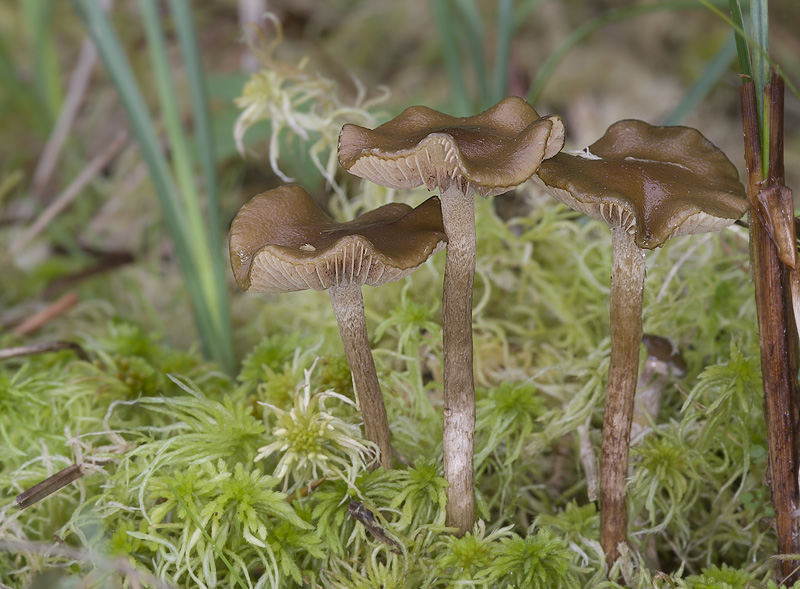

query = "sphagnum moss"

[
  {"left": 0, "top": 45, "right": 775, "bottom": 589},
  {"left": 0, "top": 201, "right": 770, "bottom": 587},
  {"left": 254, "top": 362, "right": 375, "bottom": 491}
]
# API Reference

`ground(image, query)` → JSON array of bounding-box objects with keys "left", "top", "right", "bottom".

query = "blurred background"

[{"left": 0, "top": 0, "right": 798, "bottom": 359}]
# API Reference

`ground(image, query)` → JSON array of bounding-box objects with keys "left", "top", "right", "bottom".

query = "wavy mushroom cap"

[
  {"left": 229, "top": 185, "right": 447, "bottom": 292},
  {"left": 534, "top": 120, "right": 748, "bottom": 249},
  {"left": 338, "top": 96, "right": 565, "bottom": 198}
]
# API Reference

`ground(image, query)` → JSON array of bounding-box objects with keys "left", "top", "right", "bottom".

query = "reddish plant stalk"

[{"left": 741, "top": 73, "right": 800, "bottom": 584}]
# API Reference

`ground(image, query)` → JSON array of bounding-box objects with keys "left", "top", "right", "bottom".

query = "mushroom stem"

[
  {"left": 629, "top": 359, "right": 668, "bottom": 445},
  {"left": 329, "top": 283, "right": 393, "bottom": 470},
  {"left": 439, "top": 183, "right": 477, "bottom": 535},
  {"left": 600, "top": 226, "right": 645, "bottom": 566}
]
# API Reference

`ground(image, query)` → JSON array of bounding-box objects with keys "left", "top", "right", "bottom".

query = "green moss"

[
  {"left": 685, "top": 564, "right": 754, "bottom": 589},
  {"left": 0, "top": 34, "right": 780, "bottom": 587}
]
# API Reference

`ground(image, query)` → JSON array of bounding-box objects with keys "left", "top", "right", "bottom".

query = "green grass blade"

[
  {"left": 0, "top": 36, "right": 49, "bottom": 136},
  {"left": 513, "top": 0, "right": 544, "bottom": 27},
  {"left": 749, "top": 0, "right": 768, "bottom": 172},
  {"left": 432, "top": 0, "right": 472, "bottom": 114},
  {"left": 71, "top": 0, "right": 187, "bottom": 245},
  {"left": 71, "top": 0, "right": 233, "bottom": 373},
  {"left": 139, "top": 0, "right": 233, "bottom": 373},
  {"left": 728, "top": 0, "right": 752, "bottom": 81},
  {"left": 168, "top": 0, "right": 222, "bottom": 241},
  {"left": 699, "top": 0, "right": 798, "bottom": 102},
  {"left": 664, "top": 34, "right": 737, "bottom": 125},
  {"left": 19, "top": 0, "right": 61, "bottom": 122},
  {"left": 454, "top": 0, "right": 490, "bottom": 107},
  {"left": 492, "top": 0, "right": 514, "bottom": 103},
  {"left": 139, "top": 0, "right": 204, "bottom": 246},
  {"left": 168, "top": 0, "right": 234, "bottom": 372},
  {"left": 750, "top": 0, "right": 769, "bottom": 96}
]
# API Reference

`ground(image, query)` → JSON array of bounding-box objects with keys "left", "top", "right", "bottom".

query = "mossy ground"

[{"left": 1, "top": 1, "right": 799, "bottom": 587}]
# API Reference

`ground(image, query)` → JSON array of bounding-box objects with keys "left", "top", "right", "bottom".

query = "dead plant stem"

[{"left": 741, "top": 73, "right": 800, "bottom": 584}]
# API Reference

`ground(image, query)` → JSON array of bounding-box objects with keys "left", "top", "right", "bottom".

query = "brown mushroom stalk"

[
  {"left": 534, "top": 120, "right": 748, "bottom": 566},
  {"left": 328, "top": 282, "right": 393, "bottom": 469},
  {"left": 439, "top": 182, "right": 477, "bottom": 533},
  {"left": 601, "top": 223, "right": 646, "bottom": 557},
  {"left": 338, "top": 97, "right": 564, "bottom": 534},
  {"left": 229, "top": 186, "right": 447, "bottom": 471},
  {"left": 630, "top": 335, "right": 687, "bottom": 444}
]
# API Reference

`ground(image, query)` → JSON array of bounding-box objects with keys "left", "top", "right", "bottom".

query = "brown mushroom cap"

[
  {"left": 534, "top": 120, "right": 749, "bottom": 249},
  {"left": 642, "top": 333, "right": 687, "bottom": 377},
  {"left": 338, "top": 96, "right": 565, "bottom": 197},
  {"left": 229, "top": 185, "right": 447, "bottom": 292}
]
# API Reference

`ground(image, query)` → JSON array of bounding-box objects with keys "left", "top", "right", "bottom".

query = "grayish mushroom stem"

[
  {"left": 329, "top": 283, "right": 393, "bottom": 470},
  {"left": 600, "top": 226, "right": 646, "bottom": 565},
  {"left": 578, "top": 418, "right": 599, "bottom": 502},
  {"left": 629, "top": 362, "right": 668, "bottom": 445},
  {"left": 440, "top": 183, "right": 477, "bottom": 535},
  {"left": 630, "top": 335, "right": 686, "bottom": 444}
]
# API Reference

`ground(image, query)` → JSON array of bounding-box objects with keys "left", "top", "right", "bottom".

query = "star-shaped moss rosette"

[
  {"left": 533, "top": 119, "right": 748, "bottom": 565},
  {"left": 338, "top": 97, "right": 565, "bottom": 535},
  {"left": 230, "top": 185, "right": 446, "bottom": 470}
]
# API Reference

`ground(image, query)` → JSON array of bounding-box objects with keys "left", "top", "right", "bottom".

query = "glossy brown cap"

[
  {"left": 338, "top": 96, "right": 565, "bottom": 197},
  {"left": 642, "top": 333, "right": 687, "bottom": 377},
  {"left": 534, "top": 120, "right": 749, "bottom": 249},
  {"left": 229, "top": 185, "right": 447, "bottom": 292}
]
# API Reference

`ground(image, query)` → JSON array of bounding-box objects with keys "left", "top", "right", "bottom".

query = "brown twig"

[
  {"left": 8, "top": 130, "right": 128, "bottom": 260},
  {"left": 347, "top": 499, "right": 402, "bottom": 554},
  {"left": 741, "top": 73, "right": 800, "bottom": 584},
  {"left": 43, "top": 247, "right": 134, "bottom": 298},
  {"left": 11, "top": 292, "right": 80, "bottom": 336},
  {"left": 15, "top": 464, "right": 85, "bottom": 510},
  {"left": 0, "top": 341, "right": 89, "bottom": 362},
  {"left": 15, "top": 457, "right": 114, "bottom": 510}
]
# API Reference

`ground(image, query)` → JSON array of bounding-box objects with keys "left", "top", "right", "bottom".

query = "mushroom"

[
  {"left": 532, "top": 119, "right": 748, "bottom": 565},
  {"left": 630, "top": 334, "right": 687, "bottom": 444},
  {"left": 229, "top": 185, "right": 447, "bottom": 470},
  {"left": 338, "top": 96, "right": 564, "bottom": 534}
]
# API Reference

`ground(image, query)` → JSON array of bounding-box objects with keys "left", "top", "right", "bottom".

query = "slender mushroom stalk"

[
  {"left": 229, "top": 186, "right": 446, "bottom": 470},
  {"left": 328, "top": 283, "right": 393, "bottom": 467},
  {"left": 439, "top": 183, "right": 477, "bottom": 532},
  {"left": 630, "top": 335, "right": 687, "bottom": 444},
  {"left": 338, "top": 96, "right": 564, "bottom": 534},
  {"left": 602, "top": 224, "right": 646, "bottom": 556},
  {"left": 534, "top": 119, "right": 748, "bottom": 565}
]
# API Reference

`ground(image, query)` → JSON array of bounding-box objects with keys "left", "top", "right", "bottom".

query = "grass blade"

[
  {"left": 71, "top": 0, "right": 234, "bottom": 373},
  {"left": 168, "top": 0, "right": 222, "bottom": 241},
  {"left": 700, "top": 0, "right": 798, "bottom": 102},
  {"left": 513, "top": 0, "right": 544, "bottom": 27},
  {"left": 432, "top": 0, "right": 472, "bottom": 114},
  {"left": 664, "top": 34, "right": 737, "bottom": 125},
  {"left": 750, "top": 0, "right": 769, "bottom": 98},
  {"left": 169, "top": 0, "right": 233, "bottom": 366},
  {"left": 139, "top": 0, "right": 234, "bottom": 373},
  {"left": 728, "top": 0, "right": 752, "bottom": 81},
  {"left": 492, "top": 0, "right": 514, "bottom": 103},
  {"left": 19, "top": 0, "right": 61, "bottom": 122},
  {"left": 454, "top": 0, "right": 490, "bottom": 107},
  {"left": 749, "top": 0, "right": 769, "bottom": 172}
]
